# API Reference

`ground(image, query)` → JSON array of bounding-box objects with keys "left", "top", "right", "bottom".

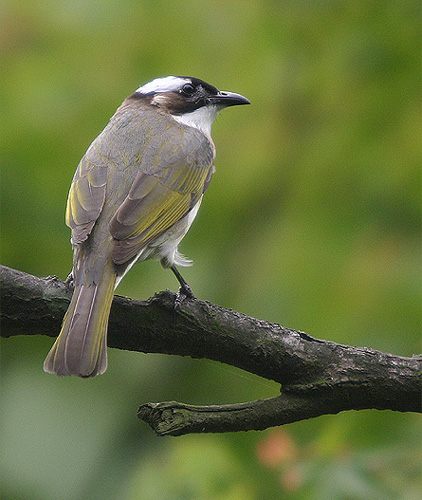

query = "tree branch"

[{"left": 1, "top": 265, "right": 421, "bottom": 436}]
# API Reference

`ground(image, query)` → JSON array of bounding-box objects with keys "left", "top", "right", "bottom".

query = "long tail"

[{"left": 43, "top": 269, "right": 116, "bottom": 377}]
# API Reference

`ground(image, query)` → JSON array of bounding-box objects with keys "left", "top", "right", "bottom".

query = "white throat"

[{"left": 172, "top": 105, "right": 221, "bottom": 137}]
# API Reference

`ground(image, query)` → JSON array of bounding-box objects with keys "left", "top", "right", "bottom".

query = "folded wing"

[{"left": 109, "top": 126, "right": 215, "bottom": 265}]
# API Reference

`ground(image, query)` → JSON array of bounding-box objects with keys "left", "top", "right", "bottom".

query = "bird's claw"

[
  {"left": 174, "top": 284, "right": 195, "bottom": 309},
  {"left": 65, "top": 272, "right": 74, "bottom": 290}
]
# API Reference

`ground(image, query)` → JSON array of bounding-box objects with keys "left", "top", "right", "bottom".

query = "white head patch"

[{"left": 136, "top": 76, "right": 190, "bottom": 95}]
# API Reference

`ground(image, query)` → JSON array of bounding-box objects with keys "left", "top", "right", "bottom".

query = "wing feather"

[
  {"left": 66, "top": 153, "right": 108, "bottom": 244},
  {"left": 110, "top": 126, "right": 214, "bottom": 265}
]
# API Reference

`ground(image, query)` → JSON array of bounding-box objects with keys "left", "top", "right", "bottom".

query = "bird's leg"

[{"left": 171, "top": 266, "right": 195, "bottom": 304}]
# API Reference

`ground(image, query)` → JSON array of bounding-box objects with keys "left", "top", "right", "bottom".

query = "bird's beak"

[{"left": 210, "top": 90, "right": 250, "bottom": 107}]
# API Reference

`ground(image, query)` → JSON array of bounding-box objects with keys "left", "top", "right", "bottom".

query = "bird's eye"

[{"left": 181, "top": 83, "right": 195, "bottom": 96}]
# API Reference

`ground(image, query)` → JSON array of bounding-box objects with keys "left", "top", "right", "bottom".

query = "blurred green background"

[{"left": 1, "top": 1, "right": 421, "bottom": 499}]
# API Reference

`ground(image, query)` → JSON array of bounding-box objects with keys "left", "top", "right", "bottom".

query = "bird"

[{"left": 43, "top": 76, "right": 250, "bottom": 377}]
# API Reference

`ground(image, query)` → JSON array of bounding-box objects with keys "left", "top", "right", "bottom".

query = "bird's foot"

[
  {"left": 174, "top": 283, "right": 195, "bottom": 310},
  {"left": 171, "top": 265, "right": 195, "bottom": 309},
  {"left": 65, "top": 272, "right": 74, "bottom": 290}
]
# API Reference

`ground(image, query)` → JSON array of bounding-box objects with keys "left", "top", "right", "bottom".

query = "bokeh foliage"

[{"left": 1, "top": 1, "right": 420, "bottom": 499}]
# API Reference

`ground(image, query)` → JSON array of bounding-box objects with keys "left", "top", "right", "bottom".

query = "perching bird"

[{"left": 43, "top": 76, "right": 250, "bottom": 377}]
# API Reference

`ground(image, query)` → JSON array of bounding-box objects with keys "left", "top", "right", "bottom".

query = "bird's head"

[{"left": 132, "top": 76, "right": 250, "bottom": 135}]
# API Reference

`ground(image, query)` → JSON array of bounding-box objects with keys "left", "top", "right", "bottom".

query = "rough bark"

[{"left": 1, "top": 265, "right": 421, "bottom": 436}]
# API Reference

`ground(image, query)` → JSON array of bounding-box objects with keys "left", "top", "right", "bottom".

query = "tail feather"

[{"left": 44, "top": 272, "right": 116, "bottom": 377}]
